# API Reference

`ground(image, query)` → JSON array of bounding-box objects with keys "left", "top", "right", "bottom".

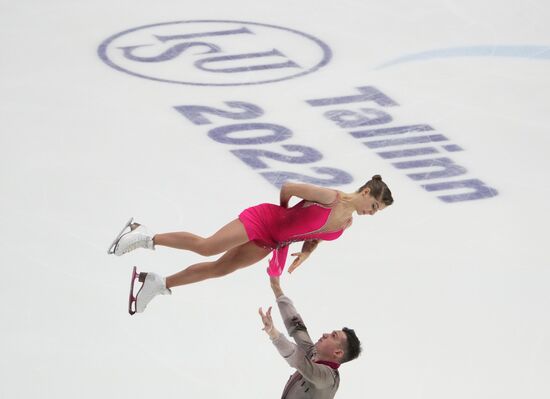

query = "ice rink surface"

[{"left": 1, "top": 1, "right": 549, "bottom": 398}]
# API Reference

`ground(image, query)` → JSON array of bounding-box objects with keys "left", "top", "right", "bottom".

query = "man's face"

[{"left": 315, "top": 330, "right": 347, "bottom": 360}]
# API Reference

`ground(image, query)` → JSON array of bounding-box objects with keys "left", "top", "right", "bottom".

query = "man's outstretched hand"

[{"left": 259, "top": 306, "right": 280, "bottom": 339}]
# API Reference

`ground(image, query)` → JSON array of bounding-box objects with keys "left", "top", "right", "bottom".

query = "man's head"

[{"left": 315, "top": 327, "right": 362, "bottom": 364}]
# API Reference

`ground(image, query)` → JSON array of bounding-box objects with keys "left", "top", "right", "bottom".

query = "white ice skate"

[
  {"left": 107, "top": 218, "right": 155, "bottom": 256},
  {"left": 128, "top": 266, "right": 172, "bottom": 315}
]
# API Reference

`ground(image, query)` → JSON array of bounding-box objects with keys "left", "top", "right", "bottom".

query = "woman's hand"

[
  {"left": 288, "top": 240, "right": 319, "bottom": 273},
  {"left": 279, "top": 183, "right": 291, "bottom": 208},
  {"left": 288, "top": 251, "right": 311, "bottom": 274}
]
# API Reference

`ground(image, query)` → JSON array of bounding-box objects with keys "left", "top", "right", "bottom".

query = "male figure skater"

[{"left": 259, "top": 277, "right": 362, "bottom": 398}]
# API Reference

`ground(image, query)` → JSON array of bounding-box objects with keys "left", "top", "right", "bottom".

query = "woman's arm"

[
  {"left": 302, "top": 239, "right": 319, "bottom": 252},
  {"left": 288, "top": 239, "right": 320, "bottom": 274},
  {"left": 280, "top": 183, "right": 337, "bottom": 208}
]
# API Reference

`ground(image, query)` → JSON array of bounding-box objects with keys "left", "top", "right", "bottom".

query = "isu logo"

[{"left": 98, "top": 20, "right": 332, "bottom": 86}]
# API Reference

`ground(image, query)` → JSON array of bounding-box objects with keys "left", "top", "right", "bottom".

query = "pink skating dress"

[{"left": 238, "top": 194, "right": 352, "bottom": 276}]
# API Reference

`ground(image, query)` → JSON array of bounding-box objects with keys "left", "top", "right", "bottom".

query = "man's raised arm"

[{"left": 269, "top": 277, "right": 314, "bottom": 354}]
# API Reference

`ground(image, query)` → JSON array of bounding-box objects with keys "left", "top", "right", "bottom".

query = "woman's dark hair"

[
  {"left": 341, "top": 327, "right": 362, "bottom": 363},
  {"left": 357, "top": 174, "right": 394, "bottom": 206}
]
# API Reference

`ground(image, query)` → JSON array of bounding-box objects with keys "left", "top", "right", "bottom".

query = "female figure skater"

[{"left": 108, "top": 175, "right": 393, "bottom": 314}]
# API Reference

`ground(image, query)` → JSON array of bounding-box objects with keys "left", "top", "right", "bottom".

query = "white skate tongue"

[{"left": 161, "top": 278, "right": 172, "bottom": 295}]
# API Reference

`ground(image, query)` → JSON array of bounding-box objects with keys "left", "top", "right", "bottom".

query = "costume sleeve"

[
  {"left": 276, "top": 295, "right": 315, "bottom": 355},
  {"left": 267, "top": 245, "right": 289, "bottom": 277},
  {"left": 271, "top": 334, "right": 338, "bottom": 389}
]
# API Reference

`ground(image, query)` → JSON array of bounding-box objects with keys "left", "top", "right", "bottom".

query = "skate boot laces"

[{"left": 114, "top": 225, "right": 154, "bottom": 256}]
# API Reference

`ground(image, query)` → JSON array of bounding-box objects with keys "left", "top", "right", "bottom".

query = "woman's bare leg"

[
  {"left": 153, "top": 219, "right": 249, "bottom": 256},
  {"left": 165, "top": 242, "right": 271, "bottom": 288}
]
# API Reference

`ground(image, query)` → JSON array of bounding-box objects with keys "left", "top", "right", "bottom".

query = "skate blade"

[
  {"left": 107, "top": 217, "right": 134, "bottom": 255},
  {"left": 128, "top": 266, "right": 139, "bottom": 315},
  {"left": 133, "top": 272, "right": 150, "bottom": 314}
]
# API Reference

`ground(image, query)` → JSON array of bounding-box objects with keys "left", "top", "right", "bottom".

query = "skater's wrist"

[
  {"left": 270, "top": 277, "right": 284, "bottom": 298},
  {"left": 302, "top": 239, "right": 319, "bottom": 253},
  {"left": 267, "top": 327, "right": 280, "bottom": 340},
  {"left": 272, "top": 287, "right": 284, "bottom": 298}
]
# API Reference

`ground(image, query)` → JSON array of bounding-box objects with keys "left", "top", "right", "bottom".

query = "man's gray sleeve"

[
  {"left": 271, "top": 334, "right": 338, "bottom": 389},
  {"left": 276, "top": 295, "right": 315, "bottom": 354}
]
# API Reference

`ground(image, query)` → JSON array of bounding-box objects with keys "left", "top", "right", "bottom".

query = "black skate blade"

[
  {"left": 107, "top": 217, "right": 134, "bottom": 254},
  {"left": 128, "top": 266, "right": 138, "bottom": 315}
]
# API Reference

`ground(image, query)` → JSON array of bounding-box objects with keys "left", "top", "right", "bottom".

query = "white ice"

[{"left": 1, "top": 1, "right": 549, "bottom": 398}]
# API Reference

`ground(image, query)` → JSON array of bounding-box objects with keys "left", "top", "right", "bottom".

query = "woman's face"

[{"left": 358, "top": 188, "right": 386, "bottom": 216}]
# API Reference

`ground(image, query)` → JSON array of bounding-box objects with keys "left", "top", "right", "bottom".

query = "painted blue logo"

[
  {"left": 98, "top": 20, "right": 332, "bottom": 86},
  {"left": 376, "top": 45, "right": 550, "bottom": 69}
]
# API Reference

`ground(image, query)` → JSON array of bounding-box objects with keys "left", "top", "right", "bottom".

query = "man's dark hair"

[{"left": 341, "top": 327, "right": 362, "bottom": 363}]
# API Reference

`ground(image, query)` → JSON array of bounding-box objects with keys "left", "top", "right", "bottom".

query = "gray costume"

[{"left": 271, "top": 295, "right": 340, "bottom": 399}]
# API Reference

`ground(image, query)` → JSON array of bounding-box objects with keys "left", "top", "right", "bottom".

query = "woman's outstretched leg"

[
  {"left": 166, "top": 242, "right": 271, "bottom": 288},
  {"left": 154, "top": 219, "right": 249, "bottom": 256},
  {"left": 130, "top": 242, "right": 270, "bottom": 314},
  {"left": 113, "top": 218, "right": 249, "bottom": 256}
]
